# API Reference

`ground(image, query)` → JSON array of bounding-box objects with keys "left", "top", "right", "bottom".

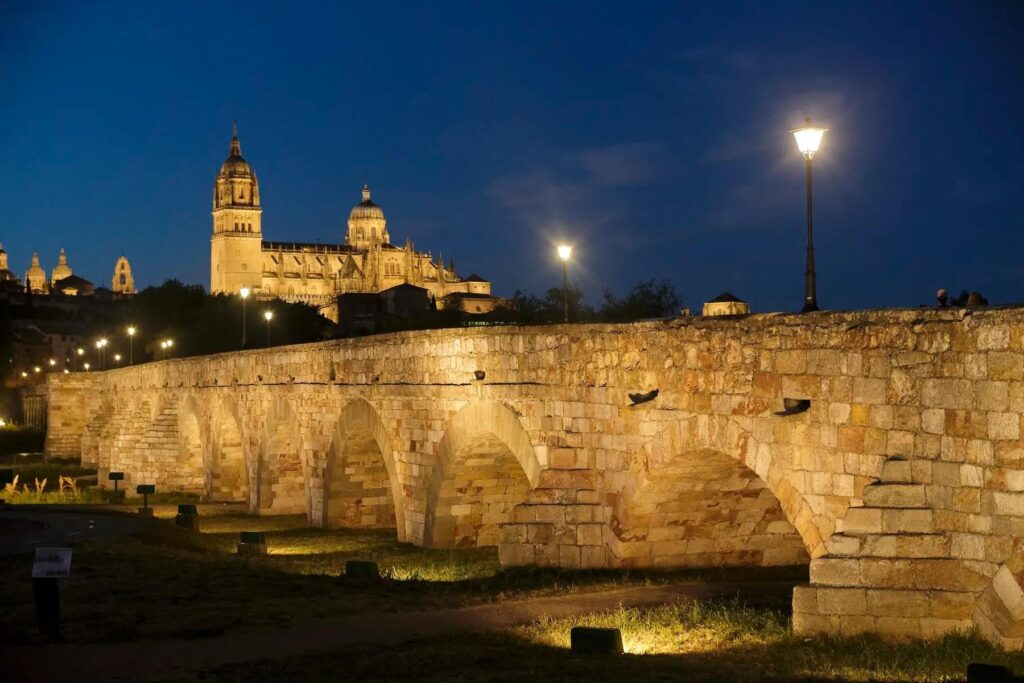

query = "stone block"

[
  {"left": 816, "top": 587, "right": 867, "bottom": 615},
  {"left": 866, "top": 589, "right": 930, "bottom": 618},
  {"left": 842, "top": 508, "right": 883, "bottom": 535},
  {"left": 862, "top": 484, "right": 928, "bottom": 508}
]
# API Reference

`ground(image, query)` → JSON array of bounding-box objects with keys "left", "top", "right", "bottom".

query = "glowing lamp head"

[
  {"left": 557, "top": 245, "right": 572, "bottom": 262},
  {"left": 166, "top": 339, "right": 174, "bottom": 348},
  {"left": 160, "top": 341, "right": 167, "bottom": 349},
  {"left": 84, "top": 363, "right": 90, "bottom": 370},
  {"left": 20, "top": 371, "right": 27, "bottom": 378},
  {"left": 77, "top": 348, "right": 84, "bottom": 356},
  {"left": 264, "top": 310, "right": 274, "bottom": 321},
  {"left": 34, "top": 366, "right": 41, "bottom": 373},
  {"left": 114, "top": 354, "right": 122, "bottom": 362},
  {"left": 48, "top": 359, "right": 56, "bottom": 366},
  {"left": 127, "top": 326, "right": 136, "bottom": 336},
  {"left": 239, "top": 287, "right": 251, "bottom": 299},
  {"left": 791, "top": 119, "right": 827, "bottom": 160}
]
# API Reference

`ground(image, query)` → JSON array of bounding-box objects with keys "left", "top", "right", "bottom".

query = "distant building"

[
  {"left": 3, "top": 245, "right": 135, "bottom": 298},
  {"left": 702, "top": 292, "right": 750, "bottom": 317},
  {"left": 111, "top": 254, "right": 135, "bottom": 294},
  {"left": 208, "top": 124, "right": 495, "bottom": 322}
]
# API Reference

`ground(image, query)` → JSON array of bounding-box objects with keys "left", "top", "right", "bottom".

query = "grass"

[
  {"left": 200, "top": 600, "right": 1024, "bottom": 682},
  {"left": 1, "top": 512, "right": 801, "bottom": 645}
]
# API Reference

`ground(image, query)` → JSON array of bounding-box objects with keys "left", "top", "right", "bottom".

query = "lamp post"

[
  {"left": 96, "top": 338, "right": 109, "bottom": 370},
  {"left": 239, "top": 287, "right": 251, "bottom": 348},
  {"left": 114, "top": 354, "right": 122, "bottom": 364},
  {"left": 557, "top": 245, "right": 572, "bottom": 323},
  {"left": 263, "top": 310, "right": 273, "bottom": 348},
  {"left": 159, "top": 340, "right": 167, "bottom": 361},
  {"left": 791, "top": 118, "right": 827, "bottom": 313},
  {"left": 127, "top": 326, "right": 136, "bottom": 365},
  {"left": 76, "top": 347, "right": 84, "bottom": 371}
]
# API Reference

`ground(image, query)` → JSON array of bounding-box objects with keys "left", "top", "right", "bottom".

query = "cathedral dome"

[
  {"left": 345, "top": 185, "right": 389, "bottom": 249},
  {"left": 219, "top": 124, "right": 254, "bottom": 177},
  {"left": 348, "top": 185, "right": 385, "bottom": 222}
]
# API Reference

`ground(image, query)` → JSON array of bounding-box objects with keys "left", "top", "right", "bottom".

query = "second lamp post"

[
  {"left": 791, "top": 118, "right": 827, "bottom": 313},
  {"left": 557, "top": 245, "right": 572, "bottom": 323}
]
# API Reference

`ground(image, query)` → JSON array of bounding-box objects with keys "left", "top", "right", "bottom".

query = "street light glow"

[
  {"left": 84, "top": 363, "right": 91, "bottom": 370},
  {"left": 792, "top": 120, "right": 827, "bottom": 159},
  {"left": 77, "top": 348, "right": 84, "bottom": 356},
  {"left": 239, "top": 287, "right": 251, "bottom": 299},
  {"left": 557, "top": 245, "right": 572, "bottom": 262},
  {"left": 34, "top": 366, "right": 41, "bottom": 373},
  {"left": 264, "top": 310, "right": 274, "bottom": 321},
  {"left": 127, "top": 326, "right": 136, "bottom": 336},
  {"left": 49, "top": 359, "right": 56, "bottom": 366},
  {"left": 114, "top": 354, "right": 122, "bottom": 362}
]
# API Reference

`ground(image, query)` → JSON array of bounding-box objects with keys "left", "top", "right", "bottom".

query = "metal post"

[
  {"left": 562, "top": 260, "right": 569, "bottom": 323},
  {"left": 129, "top": 337, "right": 133, "bottom": 365},
  {"left": 241, "top": 297, "right": 247, "bottom": 348},
  {"left": 802, "top": 156, "right": 818, "bottom": 313},
  {"left": 266, "top": 318, "right": 271, "bottom": 348}
]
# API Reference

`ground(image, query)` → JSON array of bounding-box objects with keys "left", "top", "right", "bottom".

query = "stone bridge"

[{"left": 43, "top": 309, "right": 1024, "bottom": 648}]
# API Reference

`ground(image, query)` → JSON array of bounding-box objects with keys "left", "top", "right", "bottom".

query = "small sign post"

[
  {"left": 108, "top": 471, "right": 125, "bottom": 503},
  {"left": 136, "top": 484, "right": 155, "bottom": 519},
  {"left": 32, "top": 547, "right": 72, "bottom": 640}
]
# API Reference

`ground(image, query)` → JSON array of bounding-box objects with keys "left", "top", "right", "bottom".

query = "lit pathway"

[{"left": 3, "top": 580, "right": 794, "bottom": 682}]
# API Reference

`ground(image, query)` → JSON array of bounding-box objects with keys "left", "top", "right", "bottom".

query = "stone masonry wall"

[{"left": 43, "top": 307, "right": 1024, "bottom": 647}]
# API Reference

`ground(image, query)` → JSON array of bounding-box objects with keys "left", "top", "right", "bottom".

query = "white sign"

[{"left": 32, "top": 547, "right": 73, "bottom": 578}]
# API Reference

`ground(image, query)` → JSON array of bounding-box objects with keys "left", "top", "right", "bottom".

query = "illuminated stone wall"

[{"left": 43, "top": 308, "right": 1024, "bottom": 648}]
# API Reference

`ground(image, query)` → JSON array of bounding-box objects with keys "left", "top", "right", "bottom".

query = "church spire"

[{"left": 229, "top": 120, "right": 241, "bottom": 156}]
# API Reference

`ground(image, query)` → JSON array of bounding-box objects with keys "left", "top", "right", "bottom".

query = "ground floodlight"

[
  {"left": 238, "top": 531, "right": 269, "bottom": 556},
  {"left": 966, "top": 663, "right": 1015, "bottom": 682},
  {"left": 570, "top": 626, "right": 624, "bottom": 655},
  {"left": 344, "top": 559, "right": 381, "bottom": 580}
]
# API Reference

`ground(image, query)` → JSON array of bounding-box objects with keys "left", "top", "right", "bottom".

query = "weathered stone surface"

[{"left": 42, "top": 308, "right": 1024, "bottom": 648}]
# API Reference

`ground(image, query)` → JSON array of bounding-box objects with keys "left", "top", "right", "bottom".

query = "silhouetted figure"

[{"left": 936, "top": 289, "right": 948, "bottom": 307}]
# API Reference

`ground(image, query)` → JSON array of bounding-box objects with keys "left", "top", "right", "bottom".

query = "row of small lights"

[{"left": 22, "top": 301, "right": 277, "bottom": 378}]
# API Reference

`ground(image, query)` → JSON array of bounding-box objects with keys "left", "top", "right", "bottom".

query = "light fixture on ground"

[
  {"left": 175, "top": 504, "right": 200, "bottom": 532},
  {"left": 126, "top": 325, "right": 137, "bottom": 364},
  {"left": 791, "top": 118, "right": 827, "bottom": 313},
  {"left": 238, "top": 531, "right": 268, "bottom": 556},
  {"left": 569, "top": 626, "right": 624, "bottom": 655},
  {"left": 557, "top": 245, "right": 573, "bottom": 323},
  {"left": 263, "top": 309, "right": 273, "bottom": 347},
  {"left": 239, "top": 287, "right": 251, "bottom": 348}
]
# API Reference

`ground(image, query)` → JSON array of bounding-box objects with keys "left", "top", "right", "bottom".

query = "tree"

[{"left": 598, "top": 278, "right": 682, "bottom": 322}]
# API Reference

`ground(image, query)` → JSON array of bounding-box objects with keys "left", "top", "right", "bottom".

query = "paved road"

[
  {"left": 0, "top": 508, "right": 140, "bottom": 556},
  {"left": 3, "top": 580, "right": 794, "bottom": 682}
]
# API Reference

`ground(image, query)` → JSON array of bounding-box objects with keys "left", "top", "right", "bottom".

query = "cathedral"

[{"left": 209, "top": 125, "right": 495, "bottom": 321}]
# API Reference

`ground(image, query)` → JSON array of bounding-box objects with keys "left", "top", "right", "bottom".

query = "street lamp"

[
  {"left": 48, "top": 358, "right": 56, "bottom": 367},
  {"left": 160, "top": 339, "right": 174, "bottom": 361},
  {"left": 263, "top": 309, "right": 274, "bottom": 347},
  {"left": 557, "top": 245, "right": 572, "bottom": 323},
  {"left": 239, "top": 287, "right": 251, "bottom": 348},
  {"left": 114, "top": 353, "right": 122, "bottom": 364},
  {"left": 96, "top": 338, "right": 109, "bottom": 370},
  {"left": 791, "top": 118, "right": 827, "bottom": 313},
  {"left": 83, "top": 362, "right": 90, "bottom": 371},
  {"left": 127, "top": 325, "right": 136, "bottom": 365}
]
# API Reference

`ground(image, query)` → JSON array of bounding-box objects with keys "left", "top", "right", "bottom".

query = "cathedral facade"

[
  {"left": 0, "top": 244, "right": 135, "bottom": 297},
  {"left": 209, "top": 126, "right": 494, "bottom": 320}
]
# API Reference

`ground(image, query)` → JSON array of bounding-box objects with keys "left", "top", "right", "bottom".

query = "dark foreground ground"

[{"left": 1, "top": 509, "right": 1022, "bottom": 682}]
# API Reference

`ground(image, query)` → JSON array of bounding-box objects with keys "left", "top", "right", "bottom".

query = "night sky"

[{"left": 1, "top": 1, "right": 1021, "bottom": 313}]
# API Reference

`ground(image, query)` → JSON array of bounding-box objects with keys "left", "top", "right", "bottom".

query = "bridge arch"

[
  {"left": 424, "top": 400, "right": 540, "bottom": 549},
  {"left": 322, "top": 398, "right": 404, "bottom": 538},
  {"left": 257, "top": 398, "right": 306, "bottom": 515},
  {"left": 622, "top": 416, "right": 829, "bottom": 561},
  {"left": 176, "top": 395, "right": 206, "bottom": 494},
  {"left": 207, "top": 395, "right": 248, "bottom": 502}
]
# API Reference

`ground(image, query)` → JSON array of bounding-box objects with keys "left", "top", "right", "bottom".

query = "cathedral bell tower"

[{"left": 210, "top": 123, "right": 263, "bottom": 294}]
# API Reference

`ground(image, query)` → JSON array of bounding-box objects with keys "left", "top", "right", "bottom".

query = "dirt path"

[{"left": 4, "top": 580, "right": 789, "bottom": 682}]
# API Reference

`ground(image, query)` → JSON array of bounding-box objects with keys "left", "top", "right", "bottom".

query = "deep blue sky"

[{"left": 2, "top": 1, "right": 1022, "bottom": 312}]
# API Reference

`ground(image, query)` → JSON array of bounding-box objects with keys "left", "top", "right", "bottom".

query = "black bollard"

[{"left": 33, "top": 577, "right": 60, "bottom": 640}]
